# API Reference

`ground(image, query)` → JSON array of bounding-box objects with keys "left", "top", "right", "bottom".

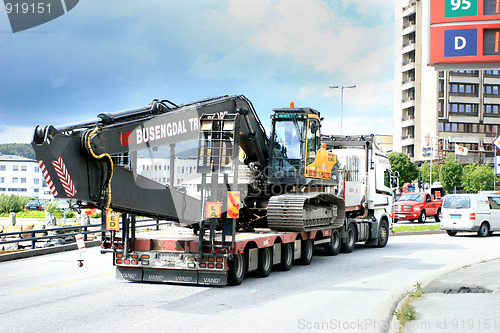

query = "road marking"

[{"left": 2, "top": 271, "right": 114, "bottom": 296}]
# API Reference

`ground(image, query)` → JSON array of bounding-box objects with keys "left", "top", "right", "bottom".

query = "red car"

[{"left": 391, "top": 193, "right": 442, "bottom": 223}]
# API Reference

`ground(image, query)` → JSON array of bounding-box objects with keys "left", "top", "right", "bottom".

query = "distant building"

[
  {"left": 136, "top": 157, "right": 198, "bottom": 186},
  {"left": 394, "top": 0, "right": 500, "bottom": 164},
  {"left": 0, "top": 155, "right": 51, "bottom": 198}
]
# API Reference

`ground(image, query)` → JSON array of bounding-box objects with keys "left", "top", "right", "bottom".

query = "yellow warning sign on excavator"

[
  {"left": 227, "top": 191, "right": 240, "bottom": 218},
  {"left": 106, "top": 210, "right": 120, "bottom": 231},
  {"left": 206, "top": 202, "right": 221, "bottom": 219}
]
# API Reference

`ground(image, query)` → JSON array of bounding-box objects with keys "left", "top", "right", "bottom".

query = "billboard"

[
  {"left": 431, "top": 0, "right": 500, "bottom": 24},
  {"left": 429, "top": 0, "right": 500, "bottom": 65}
]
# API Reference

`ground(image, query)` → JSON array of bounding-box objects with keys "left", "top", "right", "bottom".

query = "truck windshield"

[
  {"left": 398, "top": 193, "right": 424, "bottom": 202},
  {"left": 270, "top": 119, "right": 305, "bottom": 174},
  {"left": 443, "top": 196, "right": 471, "bottom": 209}
]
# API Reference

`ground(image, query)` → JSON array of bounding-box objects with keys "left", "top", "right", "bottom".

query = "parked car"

[
  {"left": 391, "top": 192, "right": 443, "bottom": 223},
  {"left": 440, "top": 193, "right": 500, "bottom": 237},
  {"left": 24, "top": 200, "right": 45, "bottom": 211}
]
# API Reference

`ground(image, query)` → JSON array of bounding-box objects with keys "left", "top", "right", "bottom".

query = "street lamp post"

[
  {"left": 328, "top": 84, "right": 356, "bottom": 135},
  {"left": 429, "top": 136, "right": 446, "bottom": 187}
]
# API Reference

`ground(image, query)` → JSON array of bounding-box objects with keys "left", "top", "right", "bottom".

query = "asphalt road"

[{"left": 1, "top": 233, "right": 499, "bottom": 333}]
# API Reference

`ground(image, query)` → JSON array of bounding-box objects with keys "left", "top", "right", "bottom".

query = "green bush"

[
  {"left": 0, "top": 194, "right": 30, "bottom": 214},
  {"left": 46, "top": 201, "right": 76, "bottom": 218}
]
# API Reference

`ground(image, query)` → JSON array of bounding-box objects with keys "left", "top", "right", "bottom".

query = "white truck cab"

[{"left": 440, "top": 193, "right": 500, "bottom": 237}]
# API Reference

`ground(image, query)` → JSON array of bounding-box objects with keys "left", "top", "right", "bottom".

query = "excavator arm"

[{"left": 32, "top": 95, "right": 269, "bottom": 225}]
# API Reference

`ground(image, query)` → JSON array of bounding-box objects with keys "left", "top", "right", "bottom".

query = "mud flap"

[
  {"left": 116, "top": 267, "right": 143, "bottom": 281},
  {"left": 116, "top": 267, "right": 228, "bottom": 286}
]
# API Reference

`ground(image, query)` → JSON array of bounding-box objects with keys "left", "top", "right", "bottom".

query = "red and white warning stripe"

[
  {"left": 38, "top": 160, "right": 59, "bottom": 197},
  {"left": 52, "top": 157, "right": 77, "bottom": 197}
]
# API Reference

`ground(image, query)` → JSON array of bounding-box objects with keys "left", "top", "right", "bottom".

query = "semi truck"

[{"left": 32, "top": 95, "right": 396, "bottom": 286}]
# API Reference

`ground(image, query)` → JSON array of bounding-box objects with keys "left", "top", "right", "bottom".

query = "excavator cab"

[{"left": 269, "top": 105, "right": 339, "bottom": 186}]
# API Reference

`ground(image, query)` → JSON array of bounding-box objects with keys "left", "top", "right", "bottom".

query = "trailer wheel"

[
  {"left": 325, "top": 230, "right": 341, "bottom": 256},
  {"left": 446, "top": 230, "right": 457, "bottom": 236},
  {"left": 279, "top": 243, "right": 293, "bottom": 271},
  {"left": 376, "top": 220, "right": 389, "bottom": 248},
  {"left": 257, "top": 247, "right": 272, "bottom": 277},
  {"left": 227, "top": 253, "right": 246, "bottom": 286},
  {"left": 342, "top": 223, "right": 356, "bottom": 253},
  {"left": 299, "top": 239, "right": 313, "bottom": 265}
]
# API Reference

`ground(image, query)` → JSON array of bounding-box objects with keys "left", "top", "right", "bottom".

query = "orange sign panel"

[
  {"left": 106, "top": 210, "right": 120, "bottom": 231},
  {"left": 206, "top": 202, "right": 222, "bottom": 219},
  {"left": 227, "top": 191, "right": 240, "bottom": 219}
]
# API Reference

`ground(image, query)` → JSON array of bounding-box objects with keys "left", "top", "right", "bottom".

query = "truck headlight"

[{"left": 413, "top": 207, "right": 420, "bottom": 211}]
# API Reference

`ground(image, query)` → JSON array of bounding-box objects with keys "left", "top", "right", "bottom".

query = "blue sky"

[{"left": 0, "top": 0, "right": 395, "bottom": 144}]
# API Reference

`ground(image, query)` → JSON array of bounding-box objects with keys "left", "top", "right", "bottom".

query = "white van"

[{"left": 440, "top": 193, "right": 500, "bottom": 237}]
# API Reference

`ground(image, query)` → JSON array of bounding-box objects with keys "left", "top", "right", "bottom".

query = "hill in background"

[{"left": 0, "top": 143, "right": 35, "bottom": 159}]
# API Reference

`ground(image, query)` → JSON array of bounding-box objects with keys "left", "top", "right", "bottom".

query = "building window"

[
  {"left": 0, "top": 165, "right": 5, "bottom": 171},
  {"left": 12, "top": 177, "right": 18, "bottom": 183},
  {"left": 21, "top": 165, "right": 27, "bottom": 172},
  {"left": 21, "top": 178, "right": 26, "bottom": 184},
  {"left": 34, "top": 166, "right": 39, "bottom": 173},
  {"left": 13, "top": 165, "right": 18, "bottom": 171},
  {"left": 449, "top": 103, "right": 478, "bottom": 115},
  {"left": 0, "top": 177, "right": 4, "bottom": 183},
  {"left": 34, "top": 178, "right": 40, "bottom": 185}
]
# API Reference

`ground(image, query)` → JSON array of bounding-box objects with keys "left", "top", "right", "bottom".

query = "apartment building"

[
  {"left": 0, "top": 154, "right": 51, "bottom": 198},
  {"left": 394, "top": 0, "right": 500, "bottom": 164}
]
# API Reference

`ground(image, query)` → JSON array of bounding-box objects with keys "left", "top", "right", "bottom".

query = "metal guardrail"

[{"left": 0, "top": 218, "right": 172, "bottom": 251}]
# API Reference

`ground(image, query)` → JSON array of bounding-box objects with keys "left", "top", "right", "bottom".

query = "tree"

[
  {"left": 462, "top": 163, "right": 495, "bottom": 193},
  {"left": 388, "top": 152, "right": 419, "bottom": 187},
  {"left": 439, "top": 154, "right": 463, "bottom": 193},
  {"left": 418, "top": 161, "right": 440, "bottom": 185}
]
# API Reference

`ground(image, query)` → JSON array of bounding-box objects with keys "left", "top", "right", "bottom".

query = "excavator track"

[{"left": 267, "top": 193, "right": 345, "bottom": 232}]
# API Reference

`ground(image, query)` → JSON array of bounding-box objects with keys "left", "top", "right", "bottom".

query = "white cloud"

[
  {"left": 245, "top": 0, "right": 394, "bottom": 81},
  {"left": 321, "top": 112, "right": 393, "bottom": 137},
  {"left": 0, "top": 126, "right": 34, "bottom": 144}
]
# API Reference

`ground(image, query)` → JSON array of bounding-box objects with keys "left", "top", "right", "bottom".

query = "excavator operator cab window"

[
  {"left": 306, "top": 119, "right": 320, "bottom": 165},
  {"left": 270, "top": 116, "right": 306, "bottom": 175}
]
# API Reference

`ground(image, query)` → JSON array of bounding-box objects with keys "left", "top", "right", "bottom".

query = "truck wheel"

[
  {"left": 299, "top": 239, "right": 313, "bottom": 265},
  {"left": 446, "top": 230, "right": 457, "bottom": 236},
  {"left": 325, "top": 230, "right": 341, "bottom": 256},
  {"left": 434, "top": 209, "right": 441, "bottom": 222},
  {"left": 257, "top": 247, "right": 272, "bottom": 277},
  {"left": 227, "top": 253, "right": 246, "bottom": 286},
  {"left": 477, "top": 222, "right": 490, "bottom": 237},
  {"left": 418, "top": 210, "right": 426, "bottom": 223},
  {"left": 279, "top": 243, "right": 293, "bottom": 271},
  {"left": 342, "top": 223, "right": 356, "bottom": 253},
  {"left": 376, "top": 220, "right": 389, "bottom": 248}
]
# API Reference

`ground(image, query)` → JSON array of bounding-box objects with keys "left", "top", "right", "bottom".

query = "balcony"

[
  {"left": 402, "top": 59, "right": 416, "bottom": 72},
  {"left": 401, "top": 97, "right": 415, "bottom": 109},
  {"left": 402, "top": 40, "right": 416, "bottom": 54},
  {"left": 402, "top": 78, "right": 415, "bottom": 91},
  {"left": 402, "top": 2, "right": 416, "bottom": 17},
  {"left": 402, "top": 22, "right": 416, "bottom": 36},
  {"left": 401, "top": 115, "right": 415, "bottom": 127}
]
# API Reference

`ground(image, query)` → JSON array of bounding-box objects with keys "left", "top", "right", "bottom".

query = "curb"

[
  {"left": 387, "top": 257, "right": 500, "bottom": 333},
  {"left": 0, "top": 240, "right": 101, "bottom": 262}
]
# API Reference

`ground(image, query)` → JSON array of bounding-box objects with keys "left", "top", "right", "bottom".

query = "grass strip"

[{"left": 393, "top": 224, "right": 441, "bottom": 233}]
